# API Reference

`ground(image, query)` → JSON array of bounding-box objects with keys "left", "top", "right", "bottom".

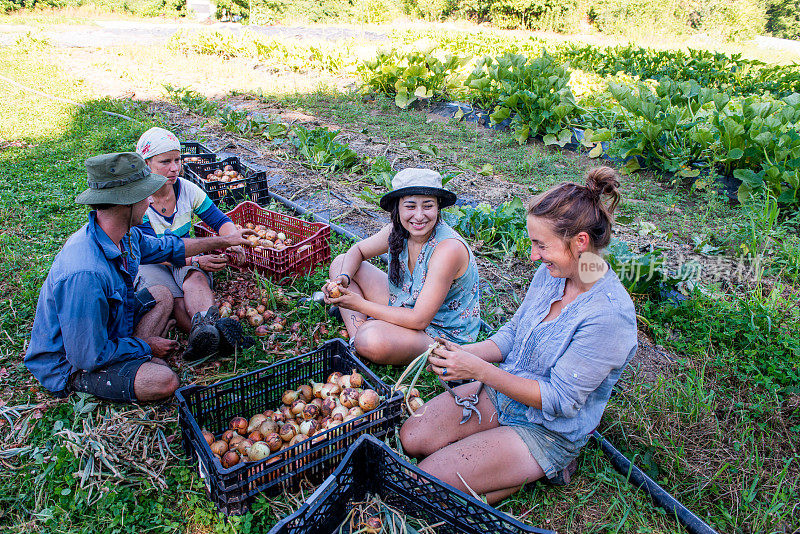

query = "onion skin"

[
  {"left": 248, "top": 441, "right": 271, "bottom": 461},
  {"left": 210, "top": 440, "right": 229, "bottom": 456},
  {"left": 282, "top": 389, "right": 299, "bottom": 405},
  {"left": 248, "top": 414, "right": 267, "bottom": 434},
  {"left": 408, "top": 396, "right": 424, "bottom": 413},
  {"left": 265, "top": 433, "right": 283, "bottom": 452},
  {"left": 311, "top": 381, "right": 325, "bottom": 398},
  {"left": 248, "top": 430, "right": 264, "bottom": 442},
  {"left": 202, "top": 430, "right": 214, "bottom": 446},
  {"left": 222, "top": 430, "right": 236, "bottom": 442},
  {"left": 237, "top": 439, "right": 254, "bottom": 455},
  {"left": 229, "top": 435, "right": 245, "bottom": 448},
  {"left": 339, "top": 388, "right": 360, "bottom": 409},
  {"left": 222, "top": 451, "right": 240, "bottom": 469},
  {"left": 327, "top": 372, "right": 343, "bottom": 385},
  {"left": 297, "top": 384, "right": 313, "bottom": 402},
  {"left": 408, "top": 387, "right": 420, "bottom": 398},
  {"left": 302, "top": 403, "right": 319, "bottom": 420},
  {"left": 279, "top": 424, "right": 297, "bottom": 442},
  {"left": 331, "top": 405, "right": 348, "bottom": 420},
  {"left": 291, "top": 400, "right": 306, "bottom": 416},
  {"left": 349, "top": 371, "right": 364, "bottom": 389},
  {"left": 359, "top": 389, "right": 380, "bottom": 412},
  {"left": 230, "top": 417, "right": 248, "bottom": 435},
  {"left": 299, "top": 419, "right": 318, "bottom": 437},
  {"left": 321, "top": 397, "right": 337, "bottom": 417},
  {"left": 310, "top": 398, "right": 324, "bottom": 410},
  {"left": 348, "top": 407, "right": 364, "bottom": 418},
  {"left": 259, "top": 419, "right": 279, "bottom": 436}
]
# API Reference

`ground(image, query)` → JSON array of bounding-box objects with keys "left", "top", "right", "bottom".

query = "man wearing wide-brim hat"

[{"left": 24, "top": 153, "right": 254, "bottom": 403}]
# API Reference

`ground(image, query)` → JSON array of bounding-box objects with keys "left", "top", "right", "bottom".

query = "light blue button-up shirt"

[
  {"left": 25, "top": 211, "right": 186, "bottom": 395},
  {"left": 489, "top": 263, "right": 638, "bottom": 444}
]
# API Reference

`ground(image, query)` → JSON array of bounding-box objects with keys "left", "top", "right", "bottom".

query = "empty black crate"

[
  {"left": 185, "top": 156, "right": 269, "bottom": 207},
  {"left": 270, "top": 434, "right": 555, "bottom": 534},
  {"left": 176, "top": 339, "right": 403, "bottom": 516}
]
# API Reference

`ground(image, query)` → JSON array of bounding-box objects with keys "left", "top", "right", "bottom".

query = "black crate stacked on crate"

[
  {"left": 269, "top": 434, "right": 555, "bottom": 534},
  {"left": 184, "top": 156, "right": 270, "bottom": 207},
  {"left": 176, "top": 339, "right": 403, "bottom": 516},
  {"left": 180, "top": 141, "right": 217, "bottom": 165}
]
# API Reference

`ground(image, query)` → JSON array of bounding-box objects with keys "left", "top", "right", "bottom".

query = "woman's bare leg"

[
  {"left": 418, "top": 426, "right": 545, "bottom": 505},
  {"left": 329, "top": 254, "right": 389, "bottom": 338},
  {"left": 353, "top": 320, "right": 436, "bottom": 365},
  {"left": 400, "top": 382, "right": 498, "bottom": 456}
]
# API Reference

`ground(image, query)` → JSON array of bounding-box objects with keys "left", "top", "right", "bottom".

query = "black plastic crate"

[
  {"left": 270, "top": 434, "right": 555, "bottom": 534},
  {"left": 184, "top": 156, "right": 269, "bottom": 208},
  {"left": 176, "top": 339, "right": 403, "bottom": 516},
  {"left": 181, "top": 140, "right": 213, "bottom": 155}
]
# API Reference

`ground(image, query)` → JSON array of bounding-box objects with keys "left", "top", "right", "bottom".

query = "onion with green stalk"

[{"left": 392, "top": 341, "right": 441, "bottom": 416}]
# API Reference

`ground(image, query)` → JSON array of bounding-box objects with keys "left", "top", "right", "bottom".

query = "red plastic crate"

[{"left": 194, "top": 201, "right": 330, "bottom": 284}]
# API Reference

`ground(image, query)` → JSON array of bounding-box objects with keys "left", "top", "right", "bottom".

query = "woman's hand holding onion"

[
  {"left": 323, "top": 285, "right": 364, "bottom": 311},
  {"left": 428, "top": 339, "right": 486, "bottom": 381}
]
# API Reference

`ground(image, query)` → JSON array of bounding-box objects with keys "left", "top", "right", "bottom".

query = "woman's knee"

[
  {"left": 400, "top": 417, "right": 430, "bottom": 457},
  {"left": 352, "top": 322, "right": 391, "bottom": 363},
  {"left": 328, "top": 254, "right": 345, "bottom": 277}
]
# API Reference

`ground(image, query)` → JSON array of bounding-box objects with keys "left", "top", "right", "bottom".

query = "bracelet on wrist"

[{"left": 339, "top": 273, "right": 351, "bottom": 286}]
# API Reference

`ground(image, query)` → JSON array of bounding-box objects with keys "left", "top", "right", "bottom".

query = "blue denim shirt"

[
  {"left": 489, "top": 264, "right": 637, "bottom": 445},
  {"left": 24, "top": 212, "right": 186, "bottom": 395}
]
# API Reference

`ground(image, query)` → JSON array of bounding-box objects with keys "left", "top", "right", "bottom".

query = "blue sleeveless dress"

[{"left": 387, "top": 222, "right": 481, "bottom": 343}]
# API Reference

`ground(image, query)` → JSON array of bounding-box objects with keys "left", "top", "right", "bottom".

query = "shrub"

[
  {"left": 588, "top": 0, "right": 765, "bottom": 40},
  {"left": 488, "top": 0, "right": 579, "bottom": 32},
  {"left": 765, "top": 0, "right": 800, "bottom": 40}
]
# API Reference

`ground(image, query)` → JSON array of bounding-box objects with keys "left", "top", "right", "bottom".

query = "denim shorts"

[{"left": 485, "top": 385, "right": 580, "bottom": 479}]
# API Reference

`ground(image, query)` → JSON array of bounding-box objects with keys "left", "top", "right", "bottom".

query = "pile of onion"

[{"left": 201, "top": 370, "right": 382, "bottom": 466}]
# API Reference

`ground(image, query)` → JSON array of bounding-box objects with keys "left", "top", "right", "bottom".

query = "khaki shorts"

[{"left": 135, "top": 263, "right": 213, "bottom": 298}]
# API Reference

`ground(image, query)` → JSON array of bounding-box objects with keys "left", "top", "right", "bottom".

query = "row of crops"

[{"left": 358, "top": 35, "right": 800, "bottom": 209}]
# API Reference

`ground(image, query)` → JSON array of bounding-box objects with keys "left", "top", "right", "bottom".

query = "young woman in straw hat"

[{"left": 322, "top": 168, "right": 481, "bottom": 365}]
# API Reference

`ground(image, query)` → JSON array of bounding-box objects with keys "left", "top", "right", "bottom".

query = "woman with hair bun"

[{"left": 401, "top": 166, "right": 637, "bottom": 503}]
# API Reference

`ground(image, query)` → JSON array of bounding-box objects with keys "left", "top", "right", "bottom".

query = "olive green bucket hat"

[{"left": 75, "top": 152, "right": 167, "bottom": 206}]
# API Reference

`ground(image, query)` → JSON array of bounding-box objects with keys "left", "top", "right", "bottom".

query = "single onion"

[
  {"left": 222, "top": 451, "right": 240, "bottom": 468},
  {"left": 311, "top": 381, "right": 325, "bottom": 398},
  {"left": 299, "top": 419, "right": 318, "bottom": 437},
  {"left": 343, "top": 414, "right": 359, "bottom": 423},
  {"left": 265, "top": 433, "right": 282, "bottom": 452},
  {"left": 286, "top": 420, "right": 301, "bottom": 434},
  {"left": 237, "top": 438, "right": 254, "bottom": 455},
  {"left": 302, "top": 403, "right": 319, "bottom": 420},
  {"left": 279, "top": 423, "right": 296, "bottom": 442},
  {"left": 263, "top": 409, "right": 275, "bottom": 419},
  {"left": 248, "top": 441, "right": 271, "bottom": 461},
  {"left": 331, "top": 405, "right": 348, "bottom": 420},
  {"left": 269, "top": 322, "right": 284, "bottom": 332},
  {"left": 254, "top": 325, "right": 271, "bottom": 337},
  {"left": 321, "top": 397, "right": 338, "bottom": 417},
  {"left": 273, "top": 412, "right": 285, "bottom": 424},
  {"left": 310, "top": 398, "right": 324, "bottom": 410},
  {"left": 229, "top": 434, "right": 245, "bottom": 448},
  {"left": 280, "top": 405, "right": 294, "bottom": 421},
  {"left": 202, "top": 430, "right": 214, "bottom": 446},
  {"left": 282, "top": 389, "right": 299, "bottom": 405},
  {"left": 359, "top": 389, "right": 380, "bottom": 412},
  {"left": 256, "top": 304, "right": 266, "bottom": 314},
  {"left": 248, "top": 430, "right": 264, "bottom": 442},
  {"left": 259, "top": 418, "right": 279, "bottom": 436},
  {"left": 408, "top": 396, "right": 425, "bottom": 413},
  {"left": 248, "top": 414, "right": 267, "bottom": 434},
  {"left": 222, "top": 430, "right": 236, "bottom": 442},
  {"left": 246, "top": 307, "right": 258, "bottom": 317},
  {"left": 248, "top": 314, "right": 264, "bottom": 327},
  {"left": 327, "top": 371, "right": 343, "bottom": 385},
  {"left": 320, "top": 382, "right": 340, "bottom": 399},
  {"left": 338, "top": 328, "right": 349, "bottom": 340},
  {"left": 348, "top": 407, "right": 364, "bottom": 418},
  {"left": 297, "top": 384, "right": 313, "bottom": 402},
  {"left": 349, "top": 370, "right": 364, "bottom": 389},
  {"left": 339, "top": 388, "right": 360, "bottom": 409},
  {"left": 230, "top": 416, "right": 248, "bottom": 435},
  {"left": 210, "top": 440, "right": 229, "bottom": 456},
  {"left": 290, "top": 399, "right": 306, "bottom": 416},
  {"left": 364, "top": 516, "right": 382, "bottom": 533},
  {"left": 408, "top": 387, "right": 420, "bottom": 398}
]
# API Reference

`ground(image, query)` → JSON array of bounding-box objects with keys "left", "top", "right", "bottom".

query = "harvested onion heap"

[
  {"left": 201, "top": 370, "right": 381, "bottom": 468},
  {"left": 235, "top": 222, "right": 307, "bottom": 254},
  {"left": 215, "top": 285, "right": 293, "bottom": 337},
  {"left": 203, "top": 164, "right": 245, "bottom": 186}
]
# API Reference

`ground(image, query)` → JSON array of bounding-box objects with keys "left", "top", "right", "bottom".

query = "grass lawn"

[{"left": 1, "top": 21, "right": 798, "bottom": 534}]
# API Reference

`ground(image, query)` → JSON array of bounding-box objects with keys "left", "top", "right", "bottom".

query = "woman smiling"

[
  {"left": 400, "top": 166, "right": 638, "bottom": 503},
  {"left": 322, "top": 168, "right": 481, "bottom": 365}
]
